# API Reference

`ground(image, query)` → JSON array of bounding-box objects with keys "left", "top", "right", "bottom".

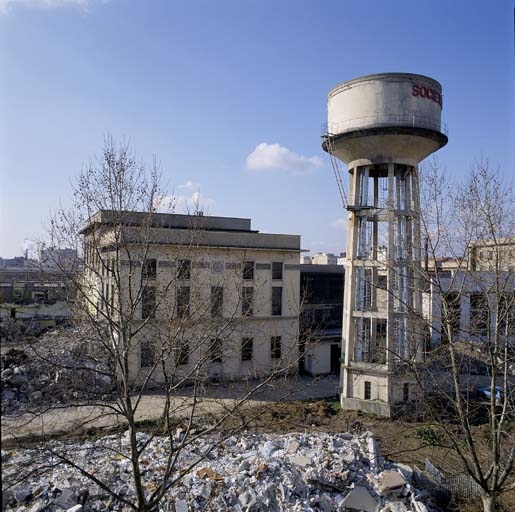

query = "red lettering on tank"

[{"left": 412, "top": 83, "right": 442, "bottom": 109}]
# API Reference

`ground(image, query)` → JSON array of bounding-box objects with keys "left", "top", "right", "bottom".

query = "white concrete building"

[
  {"left": 311, "top": 253, "right": 339, "bottom": 265},
  {"left": 81, "top": 211, "right": 301, "bottom": 385}
]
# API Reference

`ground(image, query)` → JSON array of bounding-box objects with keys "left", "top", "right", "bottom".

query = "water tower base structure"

[{"left": 323, "top": 73, "right": 448, "bottom": 417}]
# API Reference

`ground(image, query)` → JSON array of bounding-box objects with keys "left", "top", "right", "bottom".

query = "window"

[
  {"left": 141, "top": 286, "right": 156, "bottom": 319},
  {"left": 242, "top": 287, "right": 253, "bottom": 316},
  {"left": 376, "top": 275, "right": 387, "bottom": 290},
  {"left": 177, "top": 259, "right": 191, "bottom": 280},
  {"left": 470, "top": 293, "right": 489, "bottom": 337},
  {"left": 272, "top": 286, "right": 282, "bottom": 316},
  {"left": 175, "top": 341, "right": 189, "bottom": 365},
  {"left": 141, "top": 340, "right": 154, "bottom": 368},
  {"left": 271, "top": 336, "right": 281, "bottom": 359},
  {"left": 357, "top": 268, "right": 372, "bottom": 310},
  {"left": 142, "top": 258, "right": 157, "bottom": 279},
  {"left": 442, "top": 292, "right": 461, "bottom": 342},
  {"left": 243, "top": 261, "right": 254, "bottom": 280},
  {"left": 364, "top": 381, "right": 371, "bottom": 400},
  {"left": 499, "top": 292, "right": 515, "bottom": 336},
  {"left": 403, "top": 382, "right": 410, "bottom": 402},
  {"left": 272, "top": 262, "right": 283, "bottom": 280},
  {"left": 176, "top": 286, "right": 190, "bottom": 319},
  {"left": 241, "top": 338, "right": 253, "bottom": 361},
  {"left": 211, "top": 286, "right": 223, "bottom": 318},
  {"left": 210, "top": 338, "right": 222, "bottom": 363}
]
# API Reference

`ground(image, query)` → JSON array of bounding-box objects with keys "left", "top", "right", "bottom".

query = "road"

[{"left": 1, "top": 375, "right": 339, "bottom": 443}]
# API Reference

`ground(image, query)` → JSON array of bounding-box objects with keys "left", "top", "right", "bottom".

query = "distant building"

[
  {"left": 300, "top": 264, "right": 344, "bottom": 376},
  {"left": 0, "top": 267, "right": 72, "bottom": 304},
  {"left": 40, "top": 247, "right": 79, "bottom": 271},
  {"left": 0, "top": 256, "right": 27, "bottom": 268},
  {"left": 427, "top": 270, "right": 515, "bottom": 346},
  {"left": 81, "top": 211, "right": 301, "bottom": 384},
  {"left": 468, "top": 237, "right": 515, "bottom": 272},
  {"left": 311, "top": 252, "right": 339, "bottom": 265}
]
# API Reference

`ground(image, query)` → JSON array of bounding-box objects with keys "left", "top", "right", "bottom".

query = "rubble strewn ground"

[
  {"left": 1, "top": 328, "right": 112, "bottom": 415},
  {"left": 2, "top": 430, "right": 439, "bottom": 512},
  {"left": 2, "top": 327, "right": 514, "bottom": 512}
]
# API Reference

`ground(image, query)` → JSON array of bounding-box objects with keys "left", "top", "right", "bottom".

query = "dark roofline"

[{"left": 80, "top": 210, "right": 255, "bottom": 235}]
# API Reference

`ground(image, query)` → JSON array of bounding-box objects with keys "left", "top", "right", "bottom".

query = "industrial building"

[
  {"left": 300, "top": 263, "right": 344, "bottom": 376},
  {"left": 80, "top": 211, "right": 301, "bottom": 384}
]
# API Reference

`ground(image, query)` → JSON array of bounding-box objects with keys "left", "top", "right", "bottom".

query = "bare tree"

[
  {"left": 407, "top": 160, "right": 515, "bottom": 512},
  {"left": 2, "top": 138, "right": 302, "bottom": 511}
]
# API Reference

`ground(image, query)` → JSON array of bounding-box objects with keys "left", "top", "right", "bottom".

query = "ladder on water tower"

[{"left": 324, "top": 135, "right": 348, "bottom": 209}]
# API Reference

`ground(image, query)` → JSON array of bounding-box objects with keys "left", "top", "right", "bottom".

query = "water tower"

[{"left": 323, "top": 73, "right": 448, "bottom": 417}]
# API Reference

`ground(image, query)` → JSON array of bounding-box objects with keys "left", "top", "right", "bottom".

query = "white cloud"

[
  {"left": 179, "top": 180, "right": 200, "bottom": 190},
  {"left": 0, "top": 0, "right": 106, "bottom": 13},
  {"left": 155, "top": 190, "right": 214, "bottom": 215},
  {"left": 246, "top": 143, "right": 323, "bottom": 174}
]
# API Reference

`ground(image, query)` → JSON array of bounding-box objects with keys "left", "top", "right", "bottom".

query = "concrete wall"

[{"left": 304, "top": 342, "right": 332, "bottom": 375}]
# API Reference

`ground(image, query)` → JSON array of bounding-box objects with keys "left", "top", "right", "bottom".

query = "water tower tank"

[{"left": 325, "top": 73, "right": 448, "bottom": 166}]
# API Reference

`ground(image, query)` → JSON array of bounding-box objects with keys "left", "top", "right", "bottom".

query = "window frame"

[{"left": 364, "top": 381, "right": 371, "bottom": 400}]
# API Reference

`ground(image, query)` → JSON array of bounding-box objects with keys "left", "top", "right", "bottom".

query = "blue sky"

[{"left": 1, "top": 0, "right": 514, "bottom": 258}]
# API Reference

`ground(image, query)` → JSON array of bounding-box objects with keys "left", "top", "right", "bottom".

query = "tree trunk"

[{"left": 481, "top": 492, "right": 496, "bottom": 512}]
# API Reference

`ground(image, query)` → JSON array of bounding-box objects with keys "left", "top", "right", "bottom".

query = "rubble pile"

[
  {"left": 1, "top": 329, "right": 113, "bottom": 414},
  {"left": 2, "top": 431, "right": 439, "bottom": 511}
]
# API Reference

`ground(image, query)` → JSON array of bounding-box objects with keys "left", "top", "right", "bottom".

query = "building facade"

[
  {"left": 300, "top": 264, "right": 344, "bottom": 376},
  {"left": 81, "top": 211, "right": 301, "bottom": 384}
]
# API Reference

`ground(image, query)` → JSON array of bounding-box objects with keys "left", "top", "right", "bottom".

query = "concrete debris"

[
  {"left": 2, "top": 431, "right": 441, "bottom": 512},
  {"left": 340, "top": 485, "right": 378, "bottom": 512},
  {"left": 1, "top": 328, "right": 113, "bottom": 414},
  {"left": 372, "top": 470, "right": 408, "bottom": 497}
]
